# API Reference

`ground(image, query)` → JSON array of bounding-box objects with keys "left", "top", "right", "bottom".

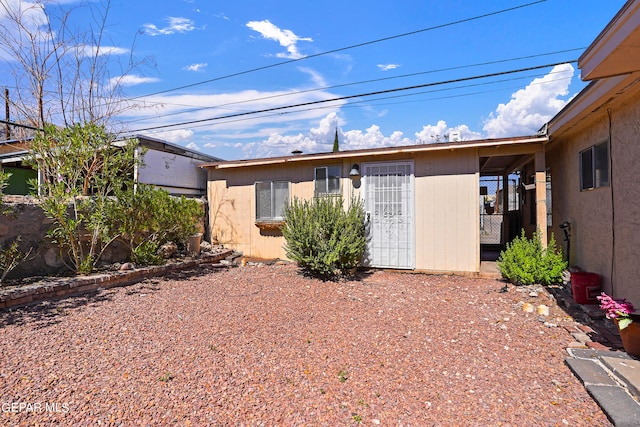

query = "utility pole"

[{"left": 4, "top": 88, "right": 9, "bottom": 140}]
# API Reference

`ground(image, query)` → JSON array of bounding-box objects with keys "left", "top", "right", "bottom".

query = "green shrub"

[
  {"left": 497, "top": 229, "right": 567, "bottom": 286},
  {"left": 282, "top": 195, "right": 366, "bottom": 278},
  {"left": 132, "top": 240, "right": 163, "bottom": 266},
  {"left": 109, "top": 184, "right": 202, "bottom": 266}
]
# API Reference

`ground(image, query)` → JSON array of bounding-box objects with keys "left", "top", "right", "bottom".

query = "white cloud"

[
  {"left": 143, "top": 128, "right": 194, "bottom": 143},
  {"left": 0, "top": 0, "right": 48, "bottom": 31},
  {"left": 414, "top": 121, "right": 482, "bottom": 143},
  {"left": 143, "top": 17, "right": 195, "bottom": 36},
  {"left": 378, "top": 64, "right": 400, "bottom": 71},
  {"left": 120, "top": 85, "right": 345, "bottom": 138},
  {"left": 185, "top": 142, "right": 199, "bottom": 151},
  {"left": 246, "top": 20, "right": 312, "bottom": 59},
  {"left": 239, "top": 113, "right": 487, "bottom": 158},
  {"left": 483, "top": 63, "right": 575, "bottom": 138},
  {"left": 204, "top": 142, "right": 216, "bottom": 148},
  {"left": 0, "top": 1, "right": 52, "bottom": 60},
  {"left": 343, "top": 125, "right": 413, "bottom": 151},
  {"left": 78, "top": 44, "right": 129, "bottom": 57},
  {"left": 110, "top": 74, "right": 160, "bottom": 88},
  {"left": 184, "top": 62, "right": 207, "bottom": 72},
  {"left": 298, "top": 67, "right": 326, "bottom": 87}
]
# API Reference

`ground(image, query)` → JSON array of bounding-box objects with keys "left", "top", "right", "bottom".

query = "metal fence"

[{"left": 479, "top": 176, "right": 519, "bottom": 245}]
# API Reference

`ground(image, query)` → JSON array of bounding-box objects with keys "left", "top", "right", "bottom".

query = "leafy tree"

[{"left": 27, "top": 123, "right": 138, "bottom": 273}]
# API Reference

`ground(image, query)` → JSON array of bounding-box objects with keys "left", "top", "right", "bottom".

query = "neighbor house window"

[
  {"left": 314, "top": 166, "right": 341, "bottom": 195},
  {"left": 255, "top": 181, "right": 289, "bottom": 221},
  {"left": 580, "top": 141, "right": 609, "bottom": 191}
]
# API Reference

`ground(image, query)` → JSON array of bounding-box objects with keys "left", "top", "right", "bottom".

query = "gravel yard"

[{"left": 0, "top": 264, "right": 609, "bottom": 426}]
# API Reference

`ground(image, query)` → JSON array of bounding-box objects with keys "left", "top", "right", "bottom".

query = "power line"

[
  {"left": 119, "top": 47, "right": 583, "bottom": 125},
  {"left": 123, "top": 0, "right": 547, "bottom": 101},
  {"left": 127, "top": 60, "right": 575, "bottom": 133},
  {"left": 138, "top": 73, "right": 574, "bottom": 135},
  {"left": 0, "top": 119, "right": 41, "bottom": 131}
]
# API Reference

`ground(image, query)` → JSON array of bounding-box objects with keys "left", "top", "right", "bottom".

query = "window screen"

[
  {"left": 255, "top": 181, "right": 289, "bottom": 220},
  {"left": 314, "top": 166, "right": 341, "bottom": 195}
]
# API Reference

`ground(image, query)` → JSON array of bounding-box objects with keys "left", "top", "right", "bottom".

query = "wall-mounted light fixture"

[{"left": 349, "top": 164, "right": 360, "bottom": 179}]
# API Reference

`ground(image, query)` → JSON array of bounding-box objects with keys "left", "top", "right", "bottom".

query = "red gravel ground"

[{"left": 0, "top": 264, "right": 609, "bottom": 426}]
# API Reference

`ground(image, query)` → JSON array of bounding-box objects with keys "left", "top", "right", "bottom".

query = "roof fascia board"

[
  {"left": 579, "top": 0, "right": 640, "bottom": 80},
  {"left": 547, "top": 73, "right": 636, "bottom": 135},
  {"left": 125, "top": 134, "right": 223, "bottom": 162},
  {"left": 204, "top": 137, "right": 548, "bottom": 170}
]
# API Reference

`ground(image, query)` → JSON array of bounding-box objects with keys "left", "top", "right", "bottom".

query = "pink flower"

[{"left": 597, "top": 292, "right": 635, "bottom": 330}]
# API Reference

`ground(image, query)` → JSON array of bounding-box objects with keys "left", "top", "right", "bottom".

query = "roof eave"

[
  {"left": 579, "top": 0, "right": 640, "bottom": 80},
  {"left": 201, "top": 136, "right": 548, "bottom": 170}
]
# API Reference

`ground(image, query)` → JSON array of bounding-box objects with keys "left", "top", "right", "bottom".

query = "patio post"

[{"left": 534, "top": 150, "right": 547, "bottom": 248}]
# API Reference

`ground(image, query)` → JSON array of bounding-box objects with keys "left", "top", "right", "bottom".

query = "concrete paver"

[
  {"left": 566, "top": 349, "right": 640, "bottom": 426},
  {"left": 602, "top": 356, "right": 640, "bottom": 399}
]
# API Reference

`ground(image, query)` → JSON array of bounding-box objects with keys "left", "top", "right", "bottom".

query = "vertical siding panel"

[
  {"left": 208, "top": 149, "right": 478, "bottom": 271},
  {"left": 414, "top": 150, "right": 478, "bottom": 272}
]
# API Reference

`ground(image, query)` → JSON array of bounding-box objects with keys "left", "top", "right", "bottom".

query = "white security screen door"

[{"left": 363, "top": 161, "right": 415, "bottom": 269}]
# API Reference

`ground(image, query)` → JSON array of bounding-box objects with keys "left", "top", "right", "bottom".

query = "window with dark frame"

[
  {"left": 255, "top": 181, "right": 289, "bottom": 221},
  {"left": 314, "top": 166, "right": 341, "bottom": 195},
  {"left": 580, "top": 141, "right": 609, "bottom": 191}
]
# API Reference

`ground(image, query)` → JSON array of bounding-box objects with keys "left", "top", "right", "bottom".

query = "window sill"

[{"left": 255, "top": 220, "right": 285, "bottom": 230}]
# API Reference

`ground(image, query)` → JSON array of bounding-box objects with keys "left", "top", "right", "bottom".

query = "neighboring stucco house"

[
  {"left": 202, "top": 136, "right": 550, "bottom": 274},
  {"left": 545, "top": 0, "right": 640, "bottom": 304}
]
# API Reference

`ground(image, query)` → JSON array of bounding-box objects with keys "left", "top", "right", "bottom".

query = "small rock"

[
  {"left": 537, "top": 304, "right": 550, "bottom": 316},
  {"left": 159, "top": 242, "right": 178, "bottom": 258},
  {"left": 200, "top": 240, "right": 213, "bottom": 252},
  {"left": 119, "top": 262, "right": 135, "bottom": 271},
  {"left": 544, "top": 322, "right": 558, "bottom": 328},
  {"left": 529, "top": 291, "right": 539, "bottom": 297},
  {"left": 523, "top": 303, "right": 534, "bottom": 313}
]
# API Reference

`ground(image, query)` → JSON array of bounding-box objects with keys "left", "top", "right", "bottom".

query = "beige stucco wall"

[
  {"left": 207, "top": 149, "right": 480, "bottom": 272},
  {"left": 546, "top": 82, "right": 640, "bottom": 305}
]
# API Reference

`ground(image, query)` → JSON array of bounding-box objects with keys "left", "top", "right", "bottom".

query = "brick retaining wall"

[{"left": 0, "top": 249, "right": 233, "bottom": 310}]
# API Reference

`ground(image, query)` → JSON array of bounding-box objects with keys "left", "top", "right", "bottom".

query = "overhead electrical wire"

[
  {"left": 3, "top": 0, "right": 550, "bottom": 127},
  {"left": 3, "top": 0, "right": 554, "bottom": 136},
  {"left": 139, "top": 73, "right": 575, "bottom": 135},
  {"left": 126, "top": 59, "right": 576, "bottom": 134},
  {"left": 122, "top": 0, "right": 547, "bottom": 101},
  {"left": 118, "top": 47, "right": 583, "bottom": 125}
]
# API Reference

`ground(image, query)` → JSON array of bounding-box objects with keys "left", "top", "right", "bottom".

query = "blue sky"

[{"left": 0, "top": 0, "right": 628, "bottom": 160}]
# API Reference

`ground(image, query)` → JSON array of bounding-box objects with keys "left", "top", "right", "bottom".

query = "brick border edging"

[{"left": 0, "top": 249, "right": 234, "bottom": 310}]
